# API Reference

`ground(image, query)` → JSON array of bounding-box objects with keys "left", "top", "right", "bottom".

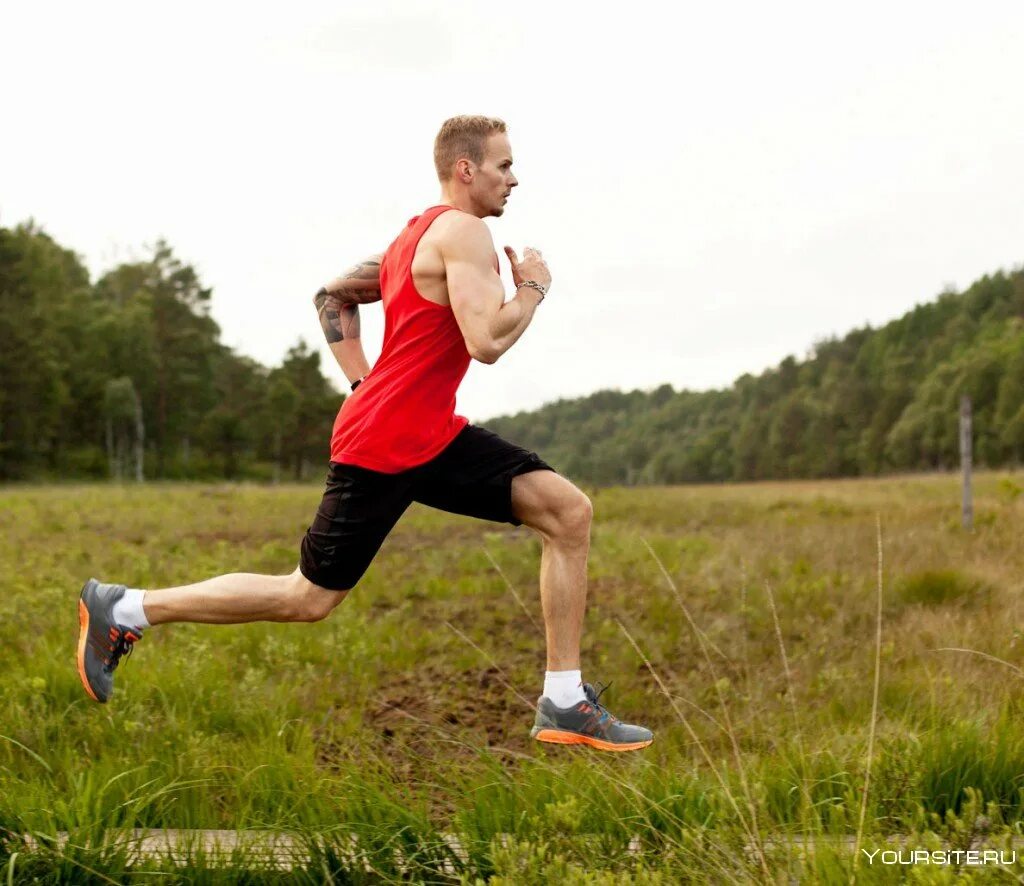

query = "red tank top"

[{"left": 329, "top": 205, "right": 474, "bottom": 472}]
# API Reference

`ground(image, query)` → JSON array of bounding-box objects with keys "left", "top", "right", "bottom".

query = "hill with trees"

[{"left": 487, "top": 268, "right": 1024, "bottom": 485}]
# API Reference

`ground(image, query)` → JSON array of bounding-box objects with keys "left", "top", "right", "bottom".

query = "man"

[{"left": 77, "top": 115, "right": 653, "bottom": 752}]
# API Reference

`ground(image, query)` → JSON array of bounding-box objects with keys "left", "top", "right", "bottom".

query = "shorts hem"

[
  {"left": 506, "top": 461, "right": 557, "bottom": 526},
  {"left": 298, "top": 558, "right": 354, "bottom": 592}
]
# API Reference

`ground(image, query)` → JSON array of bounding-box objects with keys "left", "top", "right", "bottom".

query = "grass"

[{"left": 2, "top": 471, "right": 1024, "bottom": 881}]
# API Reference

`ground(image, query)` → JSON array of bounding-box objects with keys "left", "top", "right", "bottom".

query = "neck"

[{"left": 437, "top": 189, "right": 483, "bottom": 218}]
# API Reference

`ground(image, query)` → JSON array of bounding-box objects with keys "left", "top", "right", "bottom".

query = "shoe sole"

[
  {"left": 532, "top": 728, "right": 652, "bottom": 752},
  {"left": 77, "top": 588, "right": 102, "bottom": 703}
]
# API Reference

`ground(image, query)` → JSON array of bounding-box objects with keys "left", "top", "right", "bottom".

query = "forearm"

[
  {"left": 329, "top": 339, "right": 371, "bottom": 384},
  {"left": 485, "top": 287, "right": 543, "bottom": 360},
  {"left": 323, "top": 256, "right": 383, "bottom": 301},
  {"left": 314, "top": 293, "right": 371, "bottom": 384}
]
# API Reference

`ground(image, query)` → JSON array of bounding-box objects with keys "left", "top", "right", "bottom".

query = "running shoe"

[
  {"left": 531, "top": 682, "right": 653, "bottom": 752},
  {"left": 77, "top": 579, "right": 143, "bottom": 703}
]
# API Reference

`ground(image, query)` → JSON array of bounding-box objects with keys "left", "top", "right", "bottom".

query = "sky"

[{"left": 2, "top": 1, "right": 1023, "bottom": 422}]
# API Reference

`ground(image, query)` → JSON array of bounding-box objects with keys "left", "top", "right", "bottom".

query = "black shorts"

[{"left": 299, "top": 424, "right": 556, "bottom": 591}]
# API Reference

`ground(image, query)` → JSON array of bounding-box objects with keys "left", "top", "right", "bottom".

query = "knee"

[
  {"left": 285, "top": 570, "right": 348, "bottom": 622},
  {"left": 551, "top": 491, "right": 593, "bottom": 546}
]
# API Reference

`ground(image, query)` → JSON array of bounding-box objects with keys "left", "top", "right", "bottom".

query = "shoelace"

[
  {"left": 585, "top": 681, "right": 618, "bottom": 724},
  {"left": 104, "top": 629, "right": 139, "bottom": 673}
]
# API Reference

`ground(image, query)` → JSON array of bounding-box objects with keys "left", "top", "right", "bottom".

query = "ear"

[{"left": 455, "top": 158, "right": 473, "bottom": 183}]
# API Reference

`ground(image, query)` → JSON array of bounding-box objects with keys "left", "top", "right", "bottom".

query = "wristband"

[
  {"left": 516, "top": 280, "right": 547, "bottom": 302},
  {"left": 351, "top": 377, "right": 364, "bottom": 391}
]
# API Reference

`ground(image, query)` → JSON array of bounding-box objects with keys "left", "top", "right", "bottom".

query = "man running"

[{"left": 77, "top": 115, "right": 653, "bottom": 752}]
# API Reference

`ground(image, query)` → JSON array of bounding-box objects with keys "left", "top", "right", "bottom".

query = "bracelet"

[
  {"left": 351, "top": 376, "right": 364, "bottom": 391},
  {"left": 516, "top": 280, "right": 547, "bottom": 302}
]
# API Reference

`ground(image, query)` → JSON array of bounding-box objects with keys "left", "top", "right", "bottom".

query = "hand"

[{"left": 504, "top": 245, "right": 552, "bottom": 293}]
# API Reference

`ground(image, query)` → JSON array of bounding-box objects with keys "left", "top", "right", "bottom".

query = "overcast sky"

[{"left": 3, "top": 1, "right": 1023, "bottom": 422}]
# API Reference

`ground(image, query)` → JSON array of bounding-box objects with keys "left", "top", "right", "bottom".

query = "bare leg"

[
  {"left": 142, "top": 566, "right": 348, "bottom": 626},
  {"left": 511, "top": 471, "right": 593, "bottom": 671}
]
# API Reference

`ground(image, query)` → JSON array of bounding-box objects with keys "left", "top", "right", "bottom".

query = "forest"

[
  {"left": 2, "top": 220, "right": 1022, "bottom": 485},
  {"left": 0, "top": 223, "right": 335, "bottom": 482},
  {"left": 489, "top": 268, "right": 1024, "bottom": 484}
]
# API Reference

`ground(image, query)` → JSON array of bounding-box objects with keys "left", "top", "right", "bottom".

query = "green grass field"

[{"left": 3, "top": 472, "right": 1024, "bottom": 883}]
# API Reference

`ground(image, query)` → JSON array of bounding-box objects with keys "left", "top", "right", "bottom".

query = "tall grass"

[{"left": 3, "top": 472, "right": 1024, "bottom": 880}]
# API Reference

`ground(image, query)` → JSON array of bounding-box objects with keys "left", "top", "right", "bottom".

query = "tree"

[
  {"left": 200, "top": 350, "right": 266, "bottom": 478},
  {"left": 104, "top": 377, "right": 145, "bottom": 481},
  {"left": 95, "top": 241, "right": 220, "bottom": 477},
  {"left": 265, "top": 340, "right": 339, "bottom": 481},
  {"left": 0, "top": 223, "right": 89, "bottom": 478}
]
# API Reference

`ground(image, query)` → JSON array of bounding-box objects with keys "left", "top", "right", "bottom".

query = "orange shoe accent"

[
  {"left": 533, "top": 729, "right": 653, "bottom": 752},
  {"left": 77, "top": 598, "right": 100, "bottom": 702}
]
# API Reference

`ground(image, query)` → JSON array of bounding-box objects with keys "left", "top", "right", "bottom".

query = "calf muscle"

[{"left": 142, "top": 569, "right": 346, "bottom": 626}]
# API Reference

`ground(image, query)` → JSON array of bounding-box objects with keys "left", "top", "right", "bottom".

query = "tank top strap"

[
  {"left": 391, "top": 205, "right": 456, "bottom": 269},
  {"left": 384, "top": 205, "right": 455, "bottom": 292},
  {"left": 410, "top": 204, "right": 455, "bottom": 236},
  {"left": 409, "top": 206, "right": 496, "bottom": 272}
]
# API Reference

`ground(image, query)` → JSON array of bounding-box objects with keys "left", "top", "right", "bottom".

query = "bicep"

[
  {"left": 447, "top": 259, "right": 504, "bottom": 330},
  {"left": 444, "top": 223, "right": 505, "bottom": 349}
]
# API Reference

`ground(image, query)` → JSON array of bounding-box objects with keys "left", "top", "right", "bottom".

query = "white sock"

[
  {"left": 111, "top": 588, "right": 150, "bottom": 631},
  {"left": 543, "top": 669, "right": 587, "bottom": 708}
]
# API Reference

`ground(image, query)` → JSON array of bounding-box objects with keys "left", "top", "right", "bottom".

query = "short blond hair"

[{"left": 433, "top": 115, "right": 508, "bottom": 183}]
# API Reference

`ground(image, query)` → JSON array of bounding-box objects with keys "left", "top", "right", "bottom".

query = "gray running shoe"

[
  {"left": 531, "top": 682, "right": 653, "bottom": 752},
  {"left": 77, "top": 578, "right": 143, "bottom": 703}
]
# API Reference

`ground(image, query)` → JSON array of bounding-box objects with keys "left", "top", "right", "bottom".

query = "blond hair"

[{"left": 433, "top": 115, "right": 507, "bottom": 183}]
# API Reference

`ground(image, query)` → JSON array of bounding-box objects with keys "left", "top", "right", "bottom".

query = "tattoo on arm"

[
  {"left": 337, "top": 302, "right": 361, "bottom": 339},
  {"left": 342, "top": 258, "right": 381, "bottom": 284},
  {"left": 314, "top": 291, "right": 362, "bottom": 343},
  {"left": 312, "top": 255, "right": 380, "bottom": 342},
  {"left": 322, "top": 259, "right": 382, "bottom": 304}
]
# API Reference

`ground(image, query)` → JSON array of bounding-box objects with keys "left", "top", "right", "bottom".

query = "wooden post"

[{"left": 960, "top": 394, "right": 973, "bottom": 531}]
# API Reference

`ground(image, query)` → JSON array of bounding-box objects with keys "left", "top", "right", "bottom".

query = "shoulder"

[
  {"left": 434, "top": 210, "right": 494, "bottom": 256},
  {"left": 433, "top": 208, "right": 491, "bottom": 238}
]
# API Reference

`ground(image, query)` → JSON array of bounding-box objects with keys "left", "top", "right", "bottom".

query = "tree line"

[
  {"left": 2, "top": 220, "right": 1022, "bottom": 486},
  {"left": 487, "top": 268, "right": 1024, "bottom": 485},
  {"left": 0, "top": 222, "right": 338, "bottom": 482}
]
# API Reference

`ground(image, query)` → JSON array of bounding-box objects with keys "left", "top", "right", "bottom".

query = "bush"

[{"left": 894, "top": 570, "right": 990, "bottom": 607}]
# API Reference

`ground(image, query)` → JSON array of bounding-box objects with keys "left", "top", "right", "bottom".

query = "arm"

[
  {"left": 441, "top": 217, "right": 546, "bottom": 364},
  {"left": 321, "top": 254, "right": 383, "bottom": 302},
  {"left": 313, "top": 255, "right": 383, "bottom": 385}
]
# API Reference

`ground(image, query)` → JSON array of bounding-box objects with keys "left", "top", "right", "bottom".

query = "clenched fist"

[{"left": 504, "top": 246, "right": 552, "bottom": 294}]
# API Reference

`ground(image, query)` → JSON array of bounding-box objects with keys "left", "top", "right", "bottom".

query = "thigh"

[
  {"left": 412, "top": 425, "right": 556, "bottom": 526},
  {"left": 299, "top": 462, "right": 415, "bottom": 590}
]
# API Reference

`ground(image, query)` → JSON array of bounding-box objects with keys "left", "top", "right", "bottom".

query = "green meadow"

[{"left": 2, "top": 472, "right": 1024, "bottom": 883}]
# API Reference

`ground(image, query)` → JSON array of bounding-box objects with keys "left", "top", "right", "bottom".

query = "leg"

[
  {"left": 140, "top": 461, "right": 417, "bottom": 627},
  {"left": 409, "top": 428, "right": 649, "bottom": 750},
  {"left": 409, "top": 425, "right": 588, "bottom": 670},
  {"left": 142, "top": 566, "right": 347, "bottom": 626},
  {"left": 76, "top": 459, "right": 409, "bottom": 703},
  {"left": 511, "top": 470, "right": 593, "bottom": 671},
  {"left": 78, "top": 567, "right": 345, "bottom": 703},
  {"left": 512, "top": 473, "right": 654, "bottom": 751}
]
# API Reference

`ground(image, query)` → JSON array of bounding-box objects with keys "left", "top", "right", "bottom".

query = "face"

[{"left": 467, "top": 133, "right": 518, "bottom": 218}]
